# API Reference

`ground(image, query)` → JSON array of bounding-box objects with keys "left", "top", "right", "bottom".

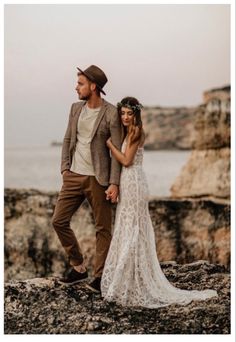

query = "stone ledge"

[{"left": 4, "top": 188, "right": 231, "bottom": 282}]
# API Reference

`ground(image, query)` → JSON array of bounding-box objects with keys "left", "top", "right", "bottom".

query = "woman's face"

[{"left": 121, "top": 107, "right": 135, "bottom": 127}]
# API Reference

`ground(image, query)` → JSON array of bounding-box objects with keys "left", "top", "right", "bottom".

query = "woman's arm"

[
  {"left": 108, "top": 108, "right": 122, "bottom": 185},
  {"left": 107, "top": 137, "right": 140, "bottom": 167}
]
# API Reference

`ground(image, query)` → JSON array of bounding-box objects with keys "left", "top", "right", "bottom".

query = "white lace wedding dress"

[{"left": 101, "top": 140, "right": 218, "bottom": 308}]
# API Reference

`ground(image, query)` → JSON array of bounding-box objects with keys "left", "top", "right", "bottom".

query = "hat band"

[{"left": 83, "top": 72, "right": 103, "bottom": 89}]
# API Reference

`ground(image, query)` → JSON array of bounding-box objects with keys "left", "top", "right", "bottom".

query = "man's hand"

[{"left": 105, "top": 184, "right": 119, "bottom": 203}]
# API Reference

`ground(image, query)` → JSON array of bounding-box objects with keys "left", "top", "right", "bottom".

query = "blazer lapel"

[
  {"left": 71, "top": 101, "right": 85, "bottom": 139},
  {"left": 90, "top": 99, "right": 107, "bottom": 140}
]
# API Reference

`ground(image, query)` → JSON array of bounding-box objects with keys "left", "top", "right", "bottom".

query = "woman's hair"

[{"left": 117, "top": 97, "right": 144, "bottom": 146}]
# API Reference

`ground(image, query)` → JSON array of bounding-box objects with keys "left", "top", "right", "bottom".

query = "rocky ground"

[{"left": 5, "top": 261, "right": 230, "bottom": 334}]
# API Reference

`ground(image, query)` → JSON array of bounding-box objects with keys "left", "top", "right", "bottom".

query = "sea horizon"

[{"left": 4, "top": 146, "right": 191, "bottom": 197}]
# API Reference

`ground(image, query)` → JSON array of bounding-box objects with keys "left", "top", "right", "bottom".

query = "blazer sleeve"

[
  {"left": 60, "top": 103, "right": 74, "bottom": 174},
  {"left": 109, "top": 108, "right": 122, "bottom": 185}
]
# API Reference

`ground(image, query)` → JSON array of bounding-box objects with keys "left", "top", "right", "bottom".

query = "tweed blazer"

[{"left": 61, "top": 99, "right": 122, "bottom": 186}]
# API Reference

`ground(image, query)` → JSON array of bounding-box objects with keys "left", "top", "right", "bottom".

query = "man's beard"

[{"left": 79, "top": 93, "right": 91, "bottom": 101}]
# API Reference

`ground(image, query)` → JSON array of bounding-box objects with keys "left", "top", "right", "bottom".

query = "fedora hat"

[{"left": 77, "top": 65, "right": 108, "bottom": 95}]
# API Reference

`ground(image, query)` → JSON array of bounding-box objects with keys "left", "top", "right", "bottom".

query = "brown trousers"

[{"left": 52, "top": 171, "right": 112, "bottom": 278}]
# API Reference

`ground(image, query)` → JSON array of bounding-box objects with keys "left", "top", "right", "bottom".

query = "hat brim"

[{"left": 77, "top": 67, "right": 106, "bottom": 95}]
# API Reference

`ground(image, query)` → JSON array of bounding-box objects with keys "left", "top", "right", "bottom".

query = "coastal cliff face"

[
  {"left": 141, "top": 86, "right": 230, "bottom": 152},
  {"left": 4, "top": 189, "right": 230, "bottom": 282},
  {"left": 142, "top": 106, "right": 196, "bottom": 150},
  {"left": 170, "top": 86, "right": 230, "bottom": 199},
  {"left": 4, "top": 261, "right": 229, "bottom": 334}
]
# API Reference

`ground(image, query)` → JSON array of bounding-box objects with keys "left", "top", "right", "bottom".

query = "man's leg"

[
  {"left": 85, "top": 176, "right": 112, "bottom": 278},
  {"left": 52, "top": 171, "right": 86, "bottom": 267}
]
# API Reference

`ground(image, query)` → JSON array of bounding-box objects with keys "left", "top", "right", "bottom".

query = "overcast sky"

[{"left": 4, "top": 4, "right": 230, "bottom": 147}]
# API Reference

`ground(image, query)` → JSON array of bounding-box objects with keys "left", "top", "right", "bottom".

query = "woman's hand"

[{"left": 106, "top": 137, "right": 112, "bottom": 148}]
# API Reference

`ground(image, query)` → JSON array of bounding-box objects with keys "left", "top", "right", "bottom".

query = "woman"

[{"left": 101, "top": 96, "right": 218, "bottom": 308}]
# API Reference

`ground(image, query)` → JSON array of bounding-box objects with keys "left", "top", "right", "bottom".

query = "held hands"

[{"left": 105, "top": 184, "right": 119, "bottom": 203}]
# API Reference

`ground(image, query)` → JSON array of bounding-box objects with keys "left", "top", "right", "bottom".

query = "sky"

[{"left": 4, "top": 3, "right": 230, "bottom": 147}]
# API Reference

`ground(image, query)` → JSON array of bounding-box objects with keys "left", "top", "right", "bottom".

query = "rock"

[
  {"left": 149, "top": 198, "right": 230, "bottom": 269},
  {"left": 193, "top": 86, "right": 230, "bottom": 150},
  {"left": 142, "top": 106, "right": 196, "bottom": 150},
  {"left": 170, "top": 148, "right": 230, "bottom": 198},
  {"left": 4, "top": 189, "right": 230, "bottom": 282},
  {"left": 203, "top": 86, "right": 230, "bottom": 111},
  {"left": 4, "top": 188, "right": 96, "bottom": 281},
  {"left": 135, "top": 86, "right": 230, "bottom": 151},
  {"left": 193, "top": 106, "right": 230, "bottom": 150},
  {"left": 4, "top": 261, "right": 230, "bottom": 334},
  {"left": 171, "top": 85, "right": 230, "bottom": 199}
]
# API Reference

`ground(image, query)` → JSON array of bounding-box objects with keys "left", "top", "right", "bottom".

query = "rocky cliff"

[
  {"left": 4, "top": 188, "right": 230, "bottom": 282},
  {"left": 142, "top": 106, "right": 196, "bottom": 150},
  {"left": 170, "top": 86, "right": 230, "bottom": 199},
  {"left": 142, "top": 86, "right": 230, "bottom": 151},
  {"left": 4, "top": 261, "right": 229, "bottom": 334}
]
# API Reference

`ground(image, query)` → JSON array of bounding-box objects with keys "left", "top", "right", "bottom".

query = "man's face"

[{"left": 75, "top": 75, "right": 92, "bottom": 100}]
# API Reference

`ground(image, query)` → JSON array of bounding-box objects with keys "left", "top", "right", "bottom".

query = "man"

[{"left": 52, "top": 65, "right": 121, "bottom": 293}]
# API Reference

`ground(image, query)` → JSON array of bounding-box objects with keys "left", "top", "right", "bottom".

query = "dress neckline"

[{"left": 123, "top": 139, "right": 144, "bottom": 150}]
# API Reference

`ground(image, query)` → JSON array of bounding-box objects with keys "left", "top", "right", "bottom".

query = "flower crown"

[{"left": 117, "top": 101, "right": 143, "bottom": 112}]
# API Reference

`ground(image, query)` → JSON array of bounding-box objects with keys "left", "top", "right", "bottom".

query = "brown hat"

[{"left": 77, "top": 65, "right": 108, "bottom": 95}]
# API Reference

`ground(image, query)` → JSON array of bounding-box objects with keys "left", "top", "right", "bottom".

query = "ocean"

[{"left": 4, "top": 146, "right": 190, "bottom": 197}]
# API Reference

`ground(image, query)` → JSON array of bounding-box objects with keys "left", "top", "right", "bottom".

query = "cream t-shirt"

[{"left": 70, "top": 103, "right": 101, "bottom": 175}]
